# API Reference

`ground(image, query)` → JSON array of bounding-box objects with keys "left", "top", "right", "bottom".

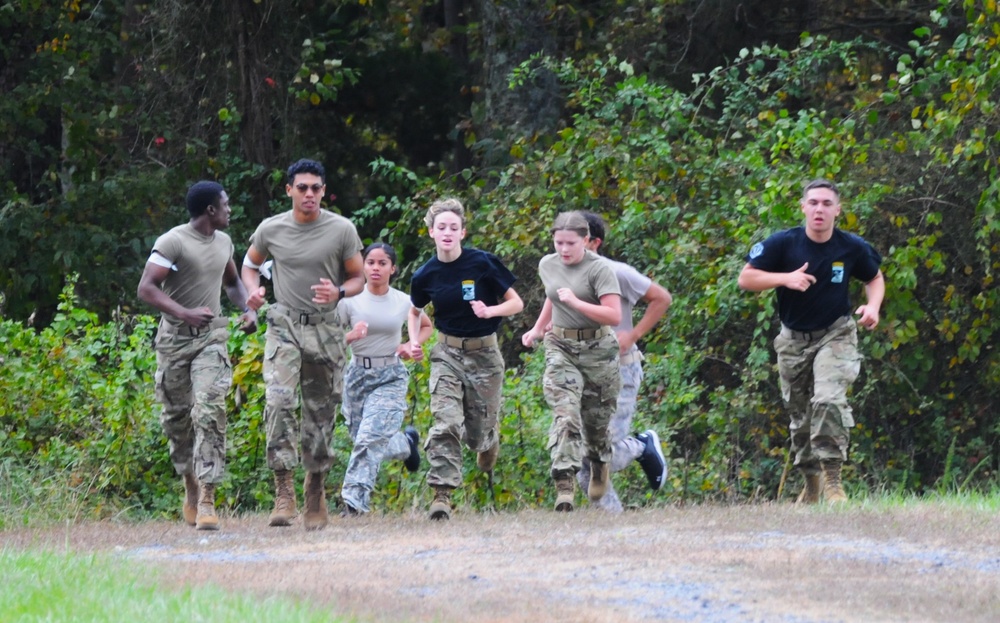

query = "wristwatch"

[{"left": 338, "top": 286, "right": 346, "bottom": 301}]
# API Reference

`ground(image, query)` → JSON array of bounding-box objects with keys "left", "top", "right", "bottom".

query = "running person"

[
  {"left": 522, "top": 211, "right": 622, "bottom": 512},
  {"left": 339, "top": 242, "right": 432, "bottom": 516},
  {"left": 407, "top": 198, "right": 524, "bottom": 520}
]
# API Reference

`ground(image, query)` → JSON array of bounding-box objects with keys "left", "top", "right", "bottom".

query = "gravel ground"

[{"left": 5, "top": 502, "right": 999, "bottom": 622}]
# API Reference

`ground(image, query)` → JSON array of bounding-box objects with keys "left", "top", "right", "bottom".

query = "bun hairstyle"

[
  {"left": 424, "top": 198, "right": 466, "bottom": 228},
  {"left": 550, "top": 211, "right": 590, "bottom": 238}
]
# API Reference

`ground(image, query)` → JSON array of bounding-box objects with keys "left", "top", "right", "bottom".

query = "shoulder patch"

[{"left": 748, "top": 242, "right": 765, "bottom": 259}]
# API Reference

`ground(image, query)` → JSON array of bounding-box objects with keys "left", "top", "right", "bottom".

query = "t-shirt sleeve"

[
  {"left": 853, "top": 237, "right": 883, "bottom": 282},
  {"left": 410, "top": 270, "right": 430, "bottom": 309},
  {"left": 592, "top": 261, "right": 622, "bottom": 297},
  {"left": 617, "top": 264, "right": 652, "bottom": 306},
  {"left": 485, "top": 252, "right": 517, "bottom": 294},
  {"left": 746, "top": 231, "right": 785, "bottom": 271},
  {"left": 339, "top": 220, "right": 364, "bottom": 262},
  {"left": 151, "top": 231, "right": 180, "bottom": 263},
  {"left": 249, "top": 222, "right": 269, "bottom": 258}
]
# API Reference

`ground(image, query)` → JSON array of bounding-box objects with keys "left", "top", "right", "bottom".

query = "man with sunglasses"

[{"left": 242, "top": 159, "right": 365, "bottom": 530}]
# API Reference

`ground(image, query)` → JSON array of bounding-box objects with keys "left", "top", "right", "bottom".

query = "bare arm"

[
  {"left": 522, "top": 298, "right": 554, "bottom": 347},
  {"left": 558, "top": 290, "right": 622, "bottom": 327},
  {"left": 738, "top": 262, "right": 816, "bottom": 293},
  {"left": 241, "top": 245, "right": 268, "bottom": 311},
  {"left": 855, "top": 270, "right": 885, "bottom": 330},
  {"left": 137, "top": 258, "right": 214, "bottom": 328},
  {"left": 222, "top": 259, "right": 257, "bottom": 333},
  {"left": 398, "top": 309, "right": 433, "bottom": 360},
  {"left": 470, "top": 286, "right": 525, "bottom": 319},
  {"left": 618, "top": 281, "right": 671, "bottom": 353}
]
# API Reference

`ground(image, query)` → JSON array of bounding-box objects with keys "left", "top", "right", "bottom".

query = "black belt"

[
  {"left": 782, "top": 316, "right": 852, "bottom": 342},
  {"left": 270, "top": 305, "right": 338, "bottom": 326}
]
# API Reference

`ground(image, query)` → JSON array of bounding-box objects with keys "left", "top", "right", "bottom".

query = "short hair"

[
  {"left": 287, "top": 159, "right": 326, "bottom": 185},
  {"left": 802, "top": 179, "right": 839, "bottom": 199},
  {"left": 550, "top": 211, "right": 590, "bottom": 238},
  {"left": 363, "top": 242, "right": 399, "bottom": 282},
  {"left": 580, "top": 211, "right": 606, "bottom": 241},
  {"left": 186, "top": 181, "right": 224, "bottom": 218},
  {"left": 424, "top": 198, "right": 465, "bottom": 228}
]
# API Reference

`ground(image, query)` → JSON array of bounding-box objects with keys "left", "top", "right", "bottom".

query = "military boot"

[
  {"left": 554, "top": 474, "right": 575, "bottom": 512},
  {"left": 477, "top": 441, "right": 499, "bottom": 473},
  {"left": 795, "top": 470, "right": 823, "bottom": 505},
  {"left": 182, "top": 473, "right": 199, "bottom": 526},
  {"left": 303, "top": 471, "right": 329, "bottom": 531},
  {"left": 588, "top": 460, "right": 610, "bottom": 502},
  {"left": 195, "top": 482, "right": 219, "bottom": 531},
  {"left": 428, "top": 485, "right": 453, "bottom": 521},
  {"left": 268, "top": 469, "right": 298, "bottom": 527},
  {"left": 822, "top": 459, "right": 848, "bottom": 504}
]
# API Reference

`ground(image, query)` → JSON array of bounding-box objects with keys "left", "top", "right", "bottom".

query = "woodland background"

[{"left": 1, "top": 0, "right": 999, "bottom": 520}]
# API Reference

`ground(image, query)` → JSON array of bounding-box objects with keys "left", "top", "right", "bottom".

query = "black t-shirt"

[
  {"left": 746, "top": 227, "right": 882, "bottom": 331},
  {"left": 410, "top": 247, "right": 517, "bottom": 337}
]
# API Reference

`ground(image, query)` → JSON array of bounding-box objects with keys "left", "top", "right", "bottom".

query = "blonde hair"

[
  {"left": 424, "top": 198, "right": 466, "bottom": 228},
  {"left": 550, "top": 211, "right": 590, "bottom": 238}
]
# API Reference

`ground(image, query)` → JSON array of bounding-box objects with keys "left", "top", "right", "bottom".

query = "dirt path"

[{"left": 5, "top": 503, "right": 1000, "bottom": 622}]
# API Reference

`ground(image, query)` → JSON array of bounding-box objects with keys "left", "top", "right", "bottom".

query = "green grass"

[{"left": 0, "top": 549, "right": 349, "bottom": 623}]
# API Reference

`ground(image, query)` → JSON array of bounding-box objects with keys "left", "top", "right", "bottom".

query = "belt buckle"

[
  {"left": 187, "top": 325, "right": 202, "bottom": 337},
  {"left": 462, "top": 337, "right": 475, "bottom": 350},
  {"left": 299, "top": 312, "right": 311, "bottom": 325},
  {"left": 361, "top": 356, "right": 373, "bottom": 369}
]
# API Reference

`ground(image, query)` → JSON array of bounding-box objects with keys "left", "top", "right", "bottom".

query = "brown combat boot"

[
  {"left": 554, "top": 474, "right": 575, "bottom": 512},
  {"left": 303, "top": 471, "right": 329, "bottom": 531},
  {"left": 195, "top": 482, "right": 219, "bottom": 531},
  {"left": 477, "top": 441, "right": 499, "bottom": 472},
  {"left": 588, "top": 460, "right": 610, "bottom": 502},
  {"left": 182, "top": 473, "right": 199, "bottom": 526},
  {"left": 795, "top": 470, "right": 823, "bottom": 505},
  {"left": 268, "top": 469, "right": 297, "bottom": 527},
  {"left": 822, "top": 459, "right": 848, "bottom": 504},
  {"left": 428, "top": 485, "right": 453, "bottom": 521}
]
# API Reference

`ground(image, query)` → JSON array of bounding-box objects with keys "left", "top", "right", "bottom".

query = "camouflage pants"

[
  {"left": 579, "top": 351, "right": 644, "bottom": 511},
  {"left": 426, "top": 341, "right": 504, "bottom": 488},
  {"left": 774, "top": 318, "right": 861, "bottom": 472},
  {"left": 544, "top": 331, "right": 620, "bottom": 479},
  {"left": 154, "top": 327, "right": 231, "bottom": 484},
  {"left": 263, "top": 309, "right": 346, "bottom": 473},
  {"left": 340, "top": 362, "right": 410, "bottom": 513}
]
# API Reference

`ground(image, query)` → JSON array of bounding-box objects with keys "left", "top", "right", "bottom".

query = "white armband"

[
  {"left": 147, "top": 252, "right": 177, "bottom": 271},
  {"left": 242, "top": 253, "right": 261, "bottom": 270}
]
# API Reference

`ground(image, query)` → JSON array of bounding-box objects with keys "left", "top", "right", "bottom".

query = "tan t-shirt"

[
  {"left": 538, "top": 250, "right": 620, "bottom": 329},
  {"left": 151, "top": 223, "right": 234, "bottom": 330},
  {"left": 249, "top": 209, "right": 363, "bottom": 312}
]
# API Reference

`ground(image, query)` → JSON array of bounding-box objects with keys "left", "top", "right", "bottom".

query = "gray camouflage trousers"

[
  {"left": 263, "top": 309, "right": 346, "bottom": 473},
  {"left": 426, "top": 341, "right": 504, "bottom": 489},
  {"left": 544, "top": 331, "right": 620, "bottom": 479},
  {"left": 578, "top": 350, "right": 644, "bottom": 511},
  {"left": 154, "top": 326, "right": 231, "bottom": 484},
  {"left": 774, "top": 318, "right": 862, "bottom": 473},
  {"left": 340, "top": 361, "right": 411, "bottom": 513}
]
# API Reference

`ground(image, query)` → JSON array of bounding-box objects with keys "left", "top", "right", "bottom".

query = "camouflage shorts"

[{"left": 774, "top": 317, "right": 862, "bottom": 469}]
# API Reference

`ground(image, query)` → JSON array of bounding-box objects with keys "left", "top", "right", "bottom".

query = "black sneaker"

[
  {"left": 340, "top": 504, "right": 361, "bottom": 518},
  {"left": 636, "top": 430, "right": 667, "bottom": 490},
  {"left": 404, "top": 426, "right": 421, "bottom": 473}
]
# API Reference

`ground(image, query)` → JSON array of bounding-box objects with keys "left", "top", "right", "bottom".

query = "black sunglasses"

[{"left": 295, "top": 183, "right": 324, "bottom": 193}]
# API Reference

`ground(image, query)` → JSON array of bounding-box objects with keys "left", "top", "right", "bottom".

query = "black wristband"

[{"left": 338, "top": 286, "right": 346, "bottom": 301}]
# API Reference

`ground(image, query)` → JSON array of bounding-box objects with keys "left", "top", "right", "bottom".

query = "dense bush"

[{"left": 3, "top": 4, "right": 1000, "bottom": 523}]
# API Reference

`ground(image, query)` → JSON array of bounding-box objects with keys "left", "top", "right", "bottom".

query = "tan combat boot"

[
  {"left": 268, "top": 469, "right": 297, "bottom": 527},
  {"left": 554, "top": 474, "right": 575, "bottom": 512},
  {"left": 795, "top": 470, "right": 823, "bottom": 505},
  {"left": 182, "top": 473, "right": 199, "bottom": 526},
  {"left": 428, "top": 485, "right": 453, "bottom": 521},
  {"left": 822, "top": 459, "right": 848, "bottom": 504},
  {"left": 195, "top": 482, "right": 219, "bottom": 531},
  {"left": 477, "top": 442, "right": 499, "bottom": 472},
  {"left": 303, "top": 471, "right": 329, "bottom": 531},
  {"left": 588, "top": 460, "right": 610, "bottom": 502}
]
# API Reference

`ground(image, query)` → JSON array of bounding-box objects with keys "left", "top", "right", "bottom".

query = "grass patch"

[{"left": 0, "top": 549, "right": 349, "bottom": 623}]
